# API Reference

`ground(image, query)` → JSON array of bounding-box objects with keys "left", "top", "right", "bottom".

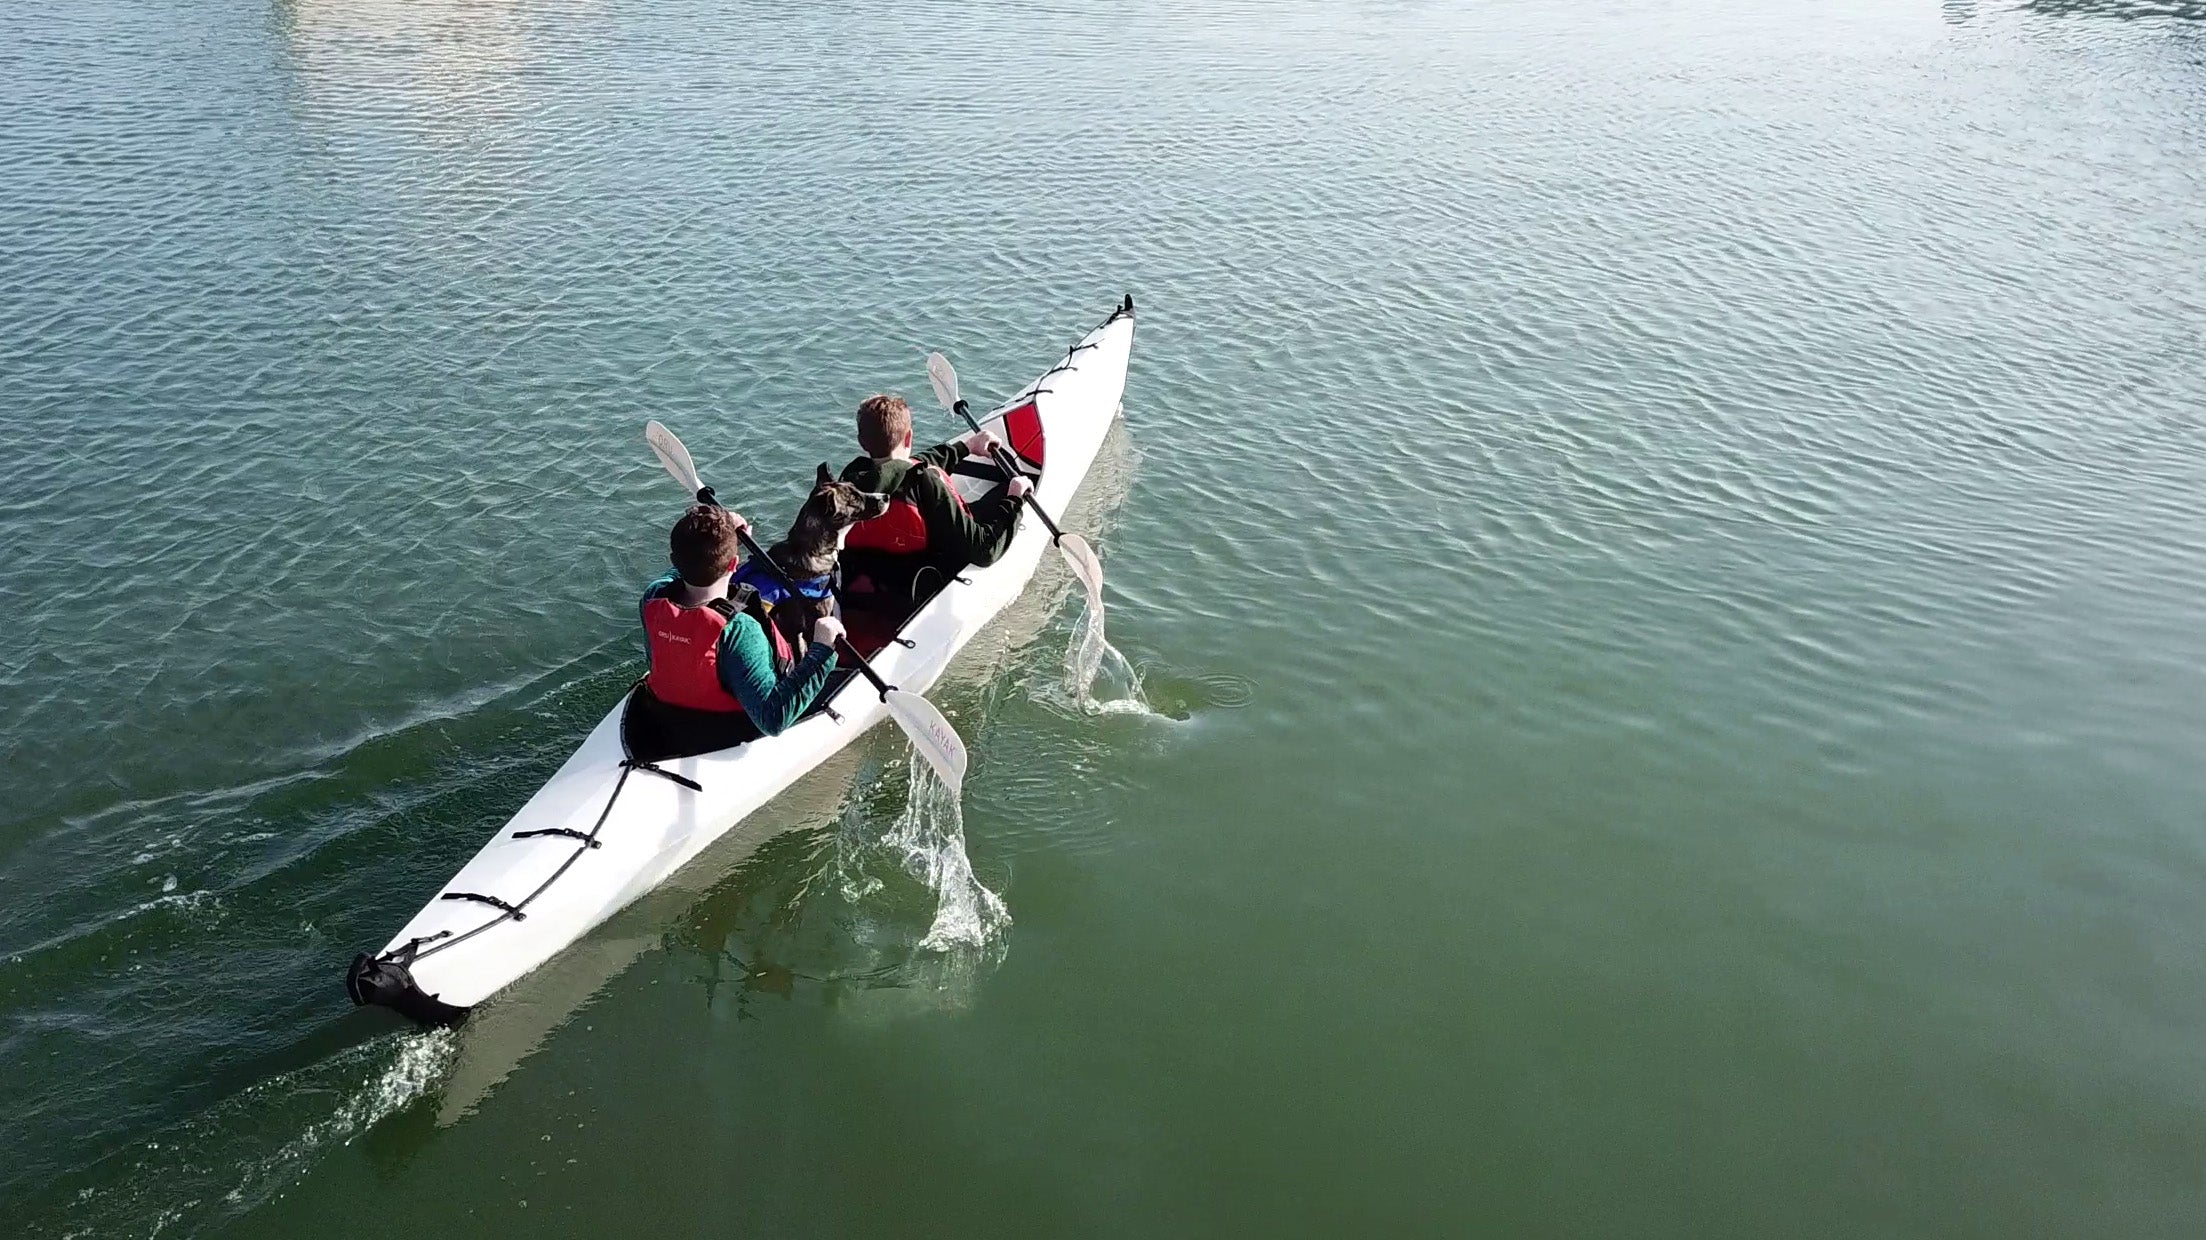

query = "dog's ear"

[{"left": 815, "top": 462, "right": 834, "bottom": 490}]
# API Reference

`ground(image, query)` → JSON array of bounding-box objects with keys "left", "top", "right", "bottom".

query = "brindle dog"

[{"left": 755, "top": 464, "right": 889, "bottom": 647}]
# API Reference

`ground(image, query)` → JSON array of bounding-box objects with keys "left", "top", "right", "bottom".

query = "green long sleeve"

[
  {"left": 715, "top": 615, "right": 837, "bottom": 735},
  {"left": 907, "top": 460, "right": 1020, "bottom": 568}
]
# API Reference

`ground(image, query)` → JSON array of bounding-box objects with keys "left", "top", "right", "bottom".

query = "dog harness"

[{"left": 731, "top": 559, "right": 836, "bottom": 609}]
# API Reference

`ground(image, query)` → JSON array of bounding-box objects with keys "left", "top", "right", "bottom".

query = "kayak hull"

[{"left": 350, "top": 298, "right": 1135, "bottom": 1022}]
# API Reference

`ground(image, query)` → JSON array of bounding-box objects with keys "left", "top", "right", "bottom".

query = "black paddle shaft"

[
  {"left": 732, "top": 527, "right": 896, "bottom": 701},
  {"left": 951, "top": 399, "right": 1065, "bottom": 544}
]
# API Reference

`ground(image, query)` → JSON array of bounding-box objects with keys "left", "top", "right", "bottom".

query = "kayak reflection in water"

[
  {"left": 638, "top": 503, "right": 843, "bottom": 740},
  {"left": 837, "top": 393, "right": 1031, "bottom": 607}
]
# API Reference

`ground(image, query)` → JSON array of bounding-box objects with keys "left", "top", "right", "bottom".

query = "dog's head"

[{"left": 788, "top": 463, "right": 891, "bottom": 557}]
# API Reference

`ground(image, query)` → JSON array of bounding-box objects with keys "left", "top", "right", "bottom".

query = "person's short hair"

[
  {"left": 855, "top": 394, "right": 912, "bottom": 458},
  {"left": 669, "top": 504, "right": 742, "bottom": 587}
]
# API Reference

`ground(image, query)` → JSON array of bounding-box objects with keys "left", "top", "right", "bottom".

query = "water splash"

[
  {"left": 1057, "top": 596, "right": 1153, "bottom": 716},
  {"left": 831, "top": 753, "right": 1010, "bottom": 954},
  {"left": 887, "top": 754, "right": 1011, "bottom": 951}
]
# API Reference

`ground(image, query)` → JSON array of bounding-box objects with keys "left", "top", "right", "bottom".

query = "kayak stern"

[{"left": 346, "top": 950, "right": 470, "bottom": 1026}]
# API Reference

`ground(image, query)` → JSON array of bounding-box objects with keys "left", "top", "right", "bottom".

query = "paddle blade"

[
  {"left": 1056, "top": 532, "right": 1105, "bottom": 613},
  {"left": 644, "top": 420, "right": 704, "bottom": 497},
  {"left": 885, "top": 689, "right": 968, "bottom": 800},
  {"left": 925, "top": 351, "right": 960, "bottom": 411}
]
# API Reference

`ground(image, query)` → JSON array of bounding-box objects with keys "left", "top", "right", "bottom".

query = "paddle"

[
  {"left": 642, "top": 420, "right": 970, "bottom": 798},
  {"left": 645, "top": 418, "right": 714, "bottom": 505},
  {"left": 924, "top": 352, "right": 1106, "bottom": 617}
]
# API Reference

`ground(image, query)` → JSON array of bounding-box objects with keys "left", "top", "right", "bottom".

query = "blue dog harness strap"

[{"left": 731, "top": 559, "right": 835, "bottom": 607}]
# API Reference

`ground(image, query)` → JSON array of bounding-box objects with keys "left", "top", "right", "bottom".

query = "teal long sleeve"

[{"left": 716, "top": 614, "right": 837, "bottom": 735}]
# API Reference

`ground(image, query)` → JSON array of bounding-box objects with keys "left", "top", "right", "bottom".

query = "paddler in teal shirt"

[{"left": 639, "top": 503, "right": 840, "bottom": 736}]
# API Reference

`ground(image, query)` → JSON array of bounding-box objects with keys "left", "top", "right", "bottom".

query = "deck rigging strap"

[
  {"left": 441, "top": 891, "right": 528, "bottom": 920},
  {"left": 380, "top": 763, "right": 636, "bottom": 965},
  {"left": 990, "top": 299, "right": 1126, "bottom": 412},
  {"left": 624, "top": 758, "right": 703, "bottom": 792},
  {"left": 512, "top": 826, "right": 604, "bottom": 848},
  {"left": 381, "top": 931, "right": 450, "bottom": 966}
]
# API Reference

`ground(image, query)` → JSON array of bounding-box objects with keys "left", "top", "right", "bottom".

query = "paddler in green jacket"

[{"left": 836, "top": 393, "right": 1031, "bottom": 600}]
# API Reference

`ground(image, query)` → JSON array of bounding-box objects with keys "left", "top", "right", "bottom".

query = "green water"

[{"left": 7, "top": 0, "right": 2206, "bottom": 1235}]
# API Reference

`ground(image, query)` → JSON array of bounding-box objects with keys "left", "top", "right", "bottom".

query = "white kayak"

[{"left": 348, "top": 297, "right": 1137, "bottom": 1024}]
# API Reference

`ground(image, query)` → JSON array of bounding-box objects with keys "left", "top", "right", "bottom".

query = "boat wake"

[{"left": 38, "top": 1029, "right": 453, "bottom": 1239}]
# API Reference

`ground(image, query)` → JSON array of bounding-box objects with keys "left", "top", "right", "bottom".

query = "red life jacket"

[
  {"left": 644, "top": 596, "right": 743, "bottom": 712},
  {"left": 843, "top": 464, "right": 970, "bottom": 555}
]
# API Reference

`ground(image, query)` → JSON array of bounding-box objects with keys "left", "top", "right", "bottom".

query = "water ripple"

[{"left": 5, "top": 0, "right": 2206, "bottom": 1234}]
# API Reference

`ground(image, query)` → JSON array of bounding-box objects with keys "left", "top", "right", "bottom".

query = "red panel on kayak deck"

[{"left": 1003, "top": 401, "right": 1044, "bottom": 467}]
